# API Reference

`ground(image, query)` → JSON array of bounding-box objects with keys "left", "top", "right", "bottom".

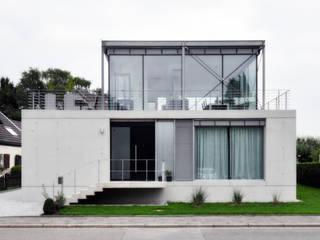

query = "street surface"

[{"left": 1, "top": 227, "right": 320, "bottom": 240}]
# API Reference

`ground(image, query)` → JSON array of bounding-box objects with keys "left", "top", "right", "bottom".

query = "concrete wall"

[
  {"left": 0, "top": 145, "right": 21, "bottom": 169},
  {"left": 21, "top": 110, "right": 296, "bottom": 203}
]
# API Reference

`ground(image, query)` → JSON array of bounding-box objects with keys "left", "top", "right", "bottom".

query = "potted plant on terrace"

[
  {"left": 165, "top": 170, "right": 172, "bottom": 182},
  {"left": 158, "top": 174, "right": 162, "bottom": 181}
]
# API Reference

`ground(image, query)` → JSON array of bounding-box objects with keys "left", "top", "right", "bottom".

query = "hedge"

[{"left": 297, "top": 163, "right": 320, "bottom": 187}]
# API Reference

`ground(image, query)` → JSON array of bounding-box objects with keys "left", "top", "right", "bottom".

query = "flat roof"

[{"left": 102, "top": 40, "right": 265, "bottom": 48}]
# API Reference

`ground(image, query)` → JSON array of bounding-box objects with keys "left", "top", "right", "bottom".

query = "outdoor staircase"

[{"left": 67, "top": 181, "right": 167, "bottom": 205}]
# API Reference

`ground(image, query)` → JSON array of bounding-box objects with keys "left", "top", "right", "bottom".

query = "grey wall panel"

[{"left": 175, "top": 120, "right": 193, "bottom": 180}]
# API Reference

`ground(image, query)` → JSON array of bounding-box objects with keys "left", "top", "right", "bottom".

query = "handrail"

[{"left": 27, "top": 89, "right": 291, "bottom": 111}]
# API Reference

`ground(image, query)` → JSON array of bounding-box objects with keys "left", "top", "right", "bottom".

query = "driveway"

[{"left": 0, "top": 189, "right": 42, "bottom": 216}]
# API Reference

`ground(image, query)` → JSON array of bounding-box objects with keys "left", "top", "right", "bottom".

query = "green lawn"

[{"left": 59, "top": 184, "right": 320, "bottom": 215}]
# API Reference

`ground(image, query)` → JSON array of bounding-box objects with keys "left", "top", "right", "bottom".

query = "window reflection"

[
  {"left": 109, "top": 56, "right": 143, "bottom": 110},
  {"left": 185, "top": 55, "right": 222, "bottom": 110},
  {"left": 144, "top": 56, "right": 182, "bottom": 110},
  {"left": 223, "top": 56, "right": 257, "bottom": 109}
]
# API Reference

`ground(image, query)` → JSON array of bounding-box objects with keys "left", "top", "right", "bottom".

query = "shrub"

[
  {"left": 10, "top": 165, "right": 21, "bottom": 175},
  {"left": 272, "top": 193, "right": 281, "bottom": 206},
  {"left": 297, "top": 163, "right": 320, "bottom": 187},
  {"left": 43, "top": 198, "right": 56, "bottom": 215},
  {"left": 191, "top": 187, "right": 207, "bottom": 206},
  {"left": 55, "top": 191, "right": 66, "bottom": 210},
  {"left": 297, "top": 137, "right": 320, "bottom": 163},
  {"left": 232, "top": 190, "right": 243, "bottom": 205}
]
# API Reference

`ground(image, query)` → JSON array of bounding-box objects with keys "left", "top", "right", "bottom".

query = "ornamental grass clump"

[
  {"left": 272, "top": 193, "right": 281, "bottom": 206},
  {"left": 55, "top": 191, "right": 66, "bottom": 210},
  {"left": 191, "top": 187, "right": 208, "bottom": 207},
  {"left": 232, "top": 190, "right": 244, "bottom": 205}
]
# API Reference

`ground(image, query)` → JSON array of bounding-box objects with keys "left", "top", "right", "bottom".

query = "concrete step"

[{"left": 67, "top": 185, "right": 104, "bottom": 204}]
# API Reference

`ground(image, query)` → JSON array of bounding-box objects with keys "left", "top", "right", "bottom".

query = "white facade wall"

[
  {"left": 0, "top": 145, "right": 21, "bottom": 169},
  {"left": 21, "top": 110, "right": 296, "bottom": 203}
]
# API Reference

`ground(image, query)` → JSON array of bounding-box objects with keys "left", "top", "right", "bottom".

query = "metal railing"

[
  {"left": 263, "top": 89, "right": 290, "bottom": 110},
  {"left": 110, "top": 159, "right": 162, "bottom": 181},
  {"left": 27, "top": 89, "right": 291, "bottom": 111}
]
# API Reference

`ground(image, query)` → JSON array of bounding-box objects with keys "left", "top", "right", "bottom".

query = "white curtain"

[
  {"left": 230, "top": 127, "right": 263, "bottom": 179},
  {"left": 195, "top": 127, "right": 228, "bottom": 179}
]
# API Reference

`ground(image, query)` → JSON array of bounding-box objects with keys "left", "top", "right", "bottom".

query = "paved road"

[
  {"left": 1, "top": 227, "right": 320, "bottom": 240},
  {"left": 2, "top": 215, "right": 320, "bottom": 227}
]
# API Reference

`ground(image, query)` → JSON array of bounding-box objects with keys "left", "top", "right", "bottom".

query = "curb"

[{"left": 1, "top": 224, "right": 320, "bottom": 228}]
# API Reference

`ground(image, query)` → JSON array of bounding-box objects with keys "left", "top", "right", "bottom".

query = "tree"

[
  {"left": 1, "top": 68, "right": 92, "bottom": 119},
  {"left": 16, "top": 68, "right": 46, "bottom": 110},
  {"left": 0, "top": 77, "right": 20, "bottom": 120},
  {"left": 42, "top": 68, "right": 91, "bottom": 91},
  {"left": 42, "top": 68, "right": 71, "bottom": 90},
  {"left": 66, "top": 77, "right": 91, "bottom": 91},
  {"left": 297, "top": 137, "right": 320, "bottom": 162}
]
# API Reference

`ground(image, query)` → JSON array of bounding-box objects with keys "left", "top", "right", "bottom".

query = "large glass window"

[
  {"left": 223, "top": 55, "right": 257, "bottom": 109},
  {"left": 195, "top": 126, "right": 263, "bottom": 179},
  {"left": 144, "top": 56, "right": 181, "bottom": 110},
  {"left": 109, "top": 56, "right": 143, "bottom": 110},
  {"left": 108, "top": 53, "right": 257, "bottom": 110},
  {"left": 185, "top": 56, "right": 222, "bottom": 110}
]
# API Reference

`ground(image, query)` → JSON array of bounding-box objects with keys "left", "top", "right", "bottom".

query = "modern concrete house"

[{"left": 22, "top": 41, "right": 296, "bottom": 204}]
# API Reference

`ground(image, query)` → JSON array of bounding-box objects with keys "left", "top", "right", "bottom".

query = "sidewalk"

[{"left": 1, "top": 215, "right": 320, "bottom": 228}]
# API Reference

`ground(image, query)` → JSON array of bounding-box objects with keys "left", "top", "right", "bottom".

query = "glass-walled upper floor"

[{"left": 106, "top": 42, "right": 262, "bottom": 111}]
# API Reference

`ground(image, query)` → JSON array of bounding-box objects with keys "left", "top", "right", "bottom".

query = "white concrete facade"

[{"left": 21, "top": 110, "right": 296, "bottom": 203}]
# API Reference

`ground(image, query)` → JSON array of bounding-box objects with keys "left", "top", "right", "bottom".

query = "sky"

[{"left": 0, "top": 0, "right": 319, "bottom": 136}]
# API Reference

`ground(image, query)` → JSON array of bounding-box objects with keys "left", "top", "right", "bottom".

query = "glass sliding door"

[
  {"left": 109, "top": 56, "right": 143, "bottom": 110},
  {"left": 195, "top": 127, "right": 228, "bottom": 179},
  {"left": 144, "top": 56, "right": 182, "bottom": 110},
  {"left": 195, "top": 126, "right": 264, "bottom": 180},
  {"left": 230, "top": 127, "right": 263, "bottom": 179},
  {"left": 111, "top": 127, "right": 131, "bottom": 180},
  {"left": 111, "top": 122, "right": 155, "bottom": 181}
]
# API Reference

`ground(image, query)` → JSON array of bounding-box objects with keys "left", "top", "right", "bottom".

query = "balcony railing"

[
  {"left": 111, "top": 159, "right": 160, "bottom": 181},
  {"left": 27, "top": 89, "right": 291, "bottom": 111}
]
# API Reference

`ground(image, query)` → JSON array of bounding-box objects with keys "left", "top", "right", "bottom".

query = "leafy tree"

[
  {"left": 16, "top": 68, "right": 46, "bottom": 110},
  {"left": 66, "top": 77, "right": 91, "bottom": 91},
  {"left": 297, "top": 137, "right": 320, "bottom": 162},
  {"left": 1, "top": 68, "right": 92, "bottom": 119},
  {"left": 42, "top": 68, "right": 71, "bottom": 90},
  {"left": 17, "top": 68, "right": 45, "bottom": 90},
  {"left": 0, "top": 77, "right": 20, "bottom": 120},
  {"left": 42, "top": 68, "right": 91, "bottom": 91}
]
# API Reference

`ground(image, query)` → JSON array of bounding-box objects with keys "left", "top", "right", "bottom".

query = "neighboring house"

[
  {"left": 0, "top": 112, "right": 21, "bottom": 171},
  {"left": 22, "top": 41, "right": 296, "bottom": 204}
]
